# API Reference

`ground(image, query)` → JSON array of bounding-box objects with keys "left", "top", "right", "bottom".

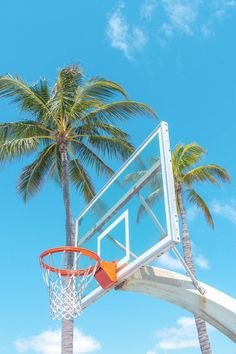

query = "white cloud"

[
  {"left": 106, "top": 1, "right": 236, "bottom": 57},
  {"left": 157, "top": 250, "right": 209, "bottom": 271},
  {"left": 160, "top": 0, "right": 236, "bottom": 38},
  {"left": 132, "top": 27, "right": 147, "bottom": 50},
  {"left": 155, "top": 316, "right": 199, "bottom": 351},
  {"left": 162, "top": 0, "right": 200, "bottom": 35},
  {"left": 148, "top": 317, "right": 214, "bottom": 353},
  {"left": 107, "top": 3, "right": 147, "bottom": 60},
  {"left": 15, "top": 328, "right": 101, "bottom": 354},
  {"left": 211, "top": 199, "right": 236, "bottom": 226},
  {"left": 141, "top": 0, "right": 158, "bottom": 21},
  {"left": 200, "top": 0, "right": 236, "bottom": 36},
  {"left": 186, "top": 205, "right": 199, "bottom": 222},
  {"left": 157, "top": 252, "right": 184, "bottom": 271},
  {"left": 195, "top": 254, "right": 209, "bottom": 269}
]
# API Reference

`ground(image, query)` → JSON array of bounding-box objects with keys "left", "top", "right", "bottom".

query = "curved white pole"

[{"left": 119, "top": 266, "right": 236, "bottom": 342}]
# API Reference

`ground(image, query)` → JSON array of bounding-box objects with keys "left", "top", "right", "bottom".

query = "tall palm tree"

[
  {"left": 124, "top": 143, "right": 230, "bottom": 354},
  {"left": 172, "top": 143, "right": 230, "bottom": 354},
  {"left": 0, "top": 65, "right": 157, "bottom": 354}
]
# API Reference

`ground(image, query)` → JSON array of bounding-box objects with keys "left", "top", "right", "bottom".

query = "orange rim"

[{"left": 39, "top": 246, "right": 100, "bottom": 276}]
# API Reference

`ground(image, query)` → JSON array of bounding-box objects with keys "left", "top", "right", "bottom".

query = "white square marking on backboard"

[{"left": 97, "top": 209, "right": 130, "bottom": 268}]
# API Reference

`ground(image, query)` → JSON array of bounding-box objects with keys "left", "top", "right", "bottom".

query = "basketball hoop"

[{"left": 39, "top": 246, "right": 100, "bottom": 320}]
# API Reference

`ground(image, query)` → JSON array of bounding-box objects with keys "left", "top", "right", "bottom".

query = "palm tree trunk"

[
  {"left": 60, "top": 144, "right": 75, "bottom": 354},
  {"left": 176, "top": 185, "right": 212, "bottom": 354}
]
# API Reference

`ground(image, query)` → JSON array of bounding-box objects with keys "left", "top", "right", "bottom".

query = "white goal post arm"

[{"left": 119, "top": 266, "right": 236, "bottom": 343}]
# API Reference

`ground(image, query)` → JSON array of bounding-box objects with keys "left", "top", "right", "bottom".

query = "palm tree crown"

[
  {"left": 0, "top": 65, "right": 156, "bottom": 202},
  {"left": 172, "top": 143, "right": 230, "bottom": 227}
]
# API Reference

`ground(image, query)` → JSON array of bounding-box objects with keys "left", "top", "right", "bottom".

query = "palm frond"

[
  {"left": 17, "top": 144, "right": 56, "bottom": 201},
  {"left": 81, "top": 101, "right": 157, "bottom": 124},
  {"left": 68, "top": 99, "right": 104, "bottom": 122},
  {"left": 47, "top": 145, "right": 63, "bottom": 184},
  {"left": 79, "top": 77, "right": 129, "bottom": 101},
  {"left": 175, "top": 143, "right": 206, "bottom": 172},
  {"left": 88, "top": 135, "right": 134, "bottom": 160},
  {"left": 70, "top": 140, "right": 114, "bottom": 177},
  {"left": 31, "top": 78, "right": 50, "bottom": 103},
  {"left": 49, "top": 66, "right": 84, "bottom": 125},
  {"left": 69, "top": 158, "right": 95, "bottom": 202},
  {"left": 0, "top": 137, "right": 41, "bottom": 160},
  {"left": 183, "top": 164, "right": 231, "bottom": 185},
  {"left": 186, "top": 188, "right": 214, "bottom": 228},
  {"left": 172, "top": 144, "right": 184, "bottom": 177},
  {"left": 30, "top": 79, "right": 50, "bottom": 121},
  {"left": 0, "top": 121, "right": 53, "bottom": 141},
  {"left": 0, "top": 75, "right": 49, "bottom": 116},
  {"left": 74, "top": 122, "right": 130, "bottom": 140}
]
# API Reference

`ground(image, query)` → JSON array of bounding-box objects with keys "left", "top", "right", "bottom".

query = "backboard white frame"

[{"left": 75, "top": 121, "right": 180, "bottom": 309}]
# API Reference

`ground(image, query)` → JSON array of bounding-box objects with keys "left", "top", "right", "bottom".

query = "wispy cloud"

[
  {"left": 157, "top": 250, "right": 209, "bottom": 271},
  {"left": 15, "top": 328, "right": 101, "bottom": 354},
  {"left": 211, "top": 199, "right": 236, "bottom": 226},
  {"left": 161, "top": 0, "right": 236, "bottom": 38},
  {"left": 186, "top": 205, "right": 199, "bottom": 222},
  {"left": 157, "top": 317, "right": 198, "bottom": 349},
  {"left": 106, "top": 1, "right": 236, "bottom": 58},
  {"left": 148, "top": 316, "right": 199, "bottom": 352},
  {"left": 157, "top": 252, "right": 184, "bottom": 271},
  {"left": 148, "top": 317, "right": 214, "bottom": 353},
  {"left": 141, "top": 0, "right": 158, "bottom": 21},
  {"left": 162, "top": 0, "right": 200, "bottom": 35},
  {"left": 195, "top": 254, "right": 209, "bottom": 269},
  {"left": 107, "top": 3, "right": 147, "bottom": 60}
]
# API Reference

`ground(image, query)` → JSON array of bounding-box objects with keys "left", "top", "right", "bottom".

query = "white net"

[{"left": 41, "top": 250, "right": 99, "bottom": 320}]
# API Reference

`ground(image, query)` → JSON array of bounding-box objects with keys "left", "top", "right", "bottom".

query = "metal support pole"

[{"left": 172, "top": 247, "right": 206, "bottom": 295}]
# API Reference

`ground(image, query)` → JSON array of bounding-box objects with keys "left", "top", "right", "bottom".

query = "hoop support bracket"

[{"left": 94, "top": 261, "right": 117, "bottom": 289}]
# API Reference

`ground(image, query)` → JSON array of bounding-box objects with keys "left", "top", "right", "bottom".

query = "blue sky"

[{"left": 0, "top": 0, "right": 236, "bottom": 353}]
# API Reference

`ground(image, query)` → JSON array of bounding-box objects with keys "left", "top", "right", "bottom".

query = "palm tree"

[
  {"left": 124, "top": 143, "right": 230, "bottom": 354},
  {"left": 172, "top": 143, "right": 230, "bottom": 354},
  {"left": 0, "top": 65, "right": 157, "bottom": 354}
]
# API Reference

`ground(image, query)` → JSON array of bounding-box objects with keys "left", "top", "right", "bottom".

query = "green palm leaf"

[
  {"left": 88, "top": 135, "right": 134, "bottom": 160},
  {"left": 78, "top": 77, "right": 128, "bottom": 101},
  {"left": 81, "top": 101, "right": 157, "bottom": 124},
  {"left": 71, "top": 140, "right": 114, "bottom": 177},
  {"left": 17, "top": 144, "right": 56, "bottom": 201},
  {"left": 176, "top": 143, "right": 206, "bottom": 172},
  {"left": 0, "top": 75, "right": 49, "bottom": 116},
  {"left": 0, "top": 137, "right": 40, "bottom": 160},
  {"left": 75, "top": 122, "right": 130, "bottom": 139},
  {"left": 49, "top": 66, "right": 84, "bottom": 121},
  {"left": 69, "top": 158, "right": 95, "bottom": 202},
  {"left": 183, "top": 164, "right": 231, "bottom": 185},
  {"left": 0, "top": 121, "right": 53, "bottom": 140},
  {"left": 186, "top": 188, "right": 214, "bottom": 228}
]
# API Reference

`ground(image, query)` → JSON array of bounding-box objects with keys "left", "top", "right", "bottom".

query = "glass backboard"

[{"left": 75, "top": 121, "right": 180, "bottom": 309}]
